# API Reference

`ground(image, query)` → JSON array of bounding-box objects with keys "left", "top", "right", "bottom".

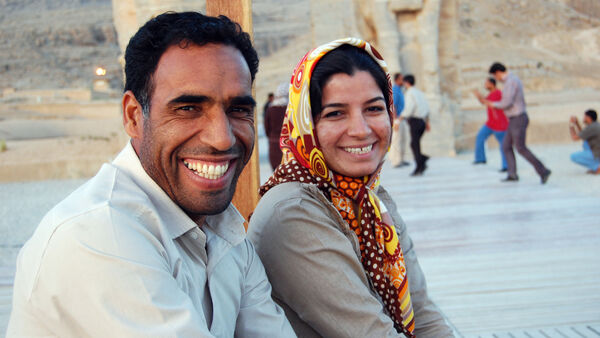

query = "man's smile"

[{"left": 183, "top": 159, "right": 231, "bottom": 180}]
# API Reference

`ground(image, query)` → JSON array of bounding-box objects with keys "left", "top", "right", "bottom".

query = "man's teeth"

[
  {"left": 344, "top": 145, "right": 373, "bottom": 154},
  {"left": 183, "top": 160, "right": 229, "bottom": 180}
]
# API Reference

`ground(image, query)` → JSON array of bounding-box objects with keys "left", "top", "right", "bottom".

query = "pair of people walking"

[{"left": 474, "top": 62, "right": 551, "bottom": 184}]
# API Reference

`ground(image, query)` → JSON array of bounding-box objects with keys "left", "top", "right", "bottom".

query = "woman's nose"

[{"left": 347, "top": 112, "right": 371, "bottom": 138}]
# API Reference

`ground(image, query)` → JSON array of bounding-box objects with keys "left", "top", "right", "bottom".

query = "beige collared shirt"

[
  {"left": 248, "top": 182, "right": 454, "bottom": 337},
  {"left": 7, "top": 143, "right": 295, "bottom": 338},
  {"left": 402, "top": 87, "right": 430, "bottom": 120}
]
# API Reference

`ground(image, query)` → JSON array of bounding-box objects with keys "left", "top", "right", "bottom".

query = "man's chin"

[{"left": 180, "top": 189, "right": 236, "bottom": 218}]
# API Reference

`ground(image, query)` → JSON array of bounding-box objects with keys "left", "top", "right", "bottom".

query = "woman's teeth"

[
  {"left": 344, "top": 145, "right": 373, "bottom": 154},
  {"left": 183, "top": 160, "right": 229, "bottom": 180}
]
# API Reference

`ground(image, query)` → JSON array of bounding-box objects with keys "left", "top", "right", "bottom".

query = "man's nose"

[{"left": 203, "top": 108, "right": 236, "bottom": 151}]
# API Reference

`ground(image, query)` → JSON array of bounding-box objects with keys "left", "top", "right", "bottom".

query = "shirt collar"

[{"left": 112, "top": 142, "right": 246, "bottom": 246}]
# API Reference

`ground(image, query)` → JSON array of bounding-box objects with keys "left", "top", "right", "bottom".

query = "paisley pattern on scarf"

[{"left": 260, "top": 38, "right": 415, "bottom": 336}]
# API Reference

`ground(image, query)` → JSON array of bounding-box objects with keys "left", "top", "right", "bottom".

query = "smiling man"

[{"left": 7, "top": 12, "right": 295, "bottom": 338}]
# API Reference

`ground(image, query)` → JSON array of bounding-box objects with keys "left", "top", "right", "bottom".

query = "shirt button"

[{"left": 190, "top": 231, "right": 199, "bottom": 240}]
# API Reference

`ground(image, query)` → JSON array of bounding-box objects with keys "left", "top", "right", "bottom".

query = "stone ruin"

[{"left": 2, "top": 0, "right": 600, "bottom": 156}]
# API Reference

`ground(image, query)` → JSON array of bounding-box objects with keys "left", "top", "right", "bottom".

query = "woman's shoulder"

[
  {"left": 257, "top": 181, "right": 329, "bottom": 207},
  {"left": 248, "top": 182, "right": 342, "bottom": 240}
]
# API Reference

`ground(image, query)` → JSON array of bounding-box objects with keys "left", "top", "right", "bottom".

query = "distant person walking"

[
  {"left": 569, "top": 109, "right": 600, "bottom": 174},
  {"left": 264, "top": 83, "right": 289, "bottom": 170},
  {"left": 475, "top": 62, "right": 551, "bottom": 183},
  {"left": 263, "top": 92, "right": 274, "bottom": 117},
  {"left": 472, "top": 77, "right": 508, "bottom": 171},
  {"left": 401, "top": 74, "right": 430, "bottom": 176},
  {"left": 390, "top": 73, "right": 409, "bottom": 167}
]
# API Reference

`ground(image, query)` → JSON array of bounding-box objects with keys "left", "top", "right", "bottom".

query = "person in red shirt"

[{"left": 472, "top": 77, "right": 509, "bottom": 171}]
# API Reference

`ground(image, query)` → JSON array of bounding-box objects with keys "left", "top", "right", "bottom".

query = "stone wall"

[
  {"left": 0, "top": 0, "right": 121, "bottom": 92},
  {"left": 2, "top": 0, "right": 599, "bottom": 154}
]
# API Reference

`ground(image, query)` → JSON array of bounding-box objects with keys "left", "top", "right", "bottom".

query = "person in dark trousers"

[
  {"left": 263, "top": 92, "right": 274, "bottom": 117},
  {"left": 475, "top": 62, "right": 551, "bottom": 183},
  {"left": 401, "top": 74, "right": 430, "bottom": 176},
  {"left": 264, "top": 83, "right": 289, "bottom": 170}
]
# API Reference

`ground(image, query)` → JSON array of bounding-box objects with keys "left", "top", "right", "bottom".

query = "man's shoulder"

[
  {"left": 20, "top": 162, "right": 158, "bottom": 269},
  {"left": 13, "top": 163, "right": 163, "bottom": 298},
  {"left": 49, "top": 162, "right": 151, "bottom": 226},
  {"left": 507, "top": 72, "right": 522, "bottom": 84},
  {"left": 582, "top": 122, "right": 600, "bottom": 136}
]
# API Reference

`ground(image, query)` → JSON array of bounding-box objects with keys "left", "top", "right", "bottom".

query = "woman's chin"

[{"left": 334, "top": 163, "right": 379, "bottom": 177}]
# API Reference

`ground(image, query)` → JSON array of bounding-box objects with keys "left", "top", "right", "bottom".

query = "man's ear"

[{"left": 122, "top": 90, "right": 144, "bottom": 140}]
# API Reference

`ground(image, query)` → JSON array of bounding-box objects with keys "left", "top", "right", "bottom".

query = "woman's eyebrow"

[
  {"left": 364, "top": 96, "right": 385, "bottom": 104},
  {"left": 321, "top": 102, "right": 347, "bottom": 109},
  {"left": 321, "top": 96, "right": 385, "bottom": 110}
]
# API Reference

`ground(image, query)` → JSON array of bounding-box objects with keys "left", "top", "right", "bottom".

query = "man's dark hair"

[
  {"left": 487, "top": 77, "right": 496, "bottom": 86},
  {"left": 309, "top": 44, "right": 391, "bottom": 119},
  {"left": 489, "top": 62, "right": 506, "bottom": 74},
  {"left": 268, "top": 93, "right": 274, "bottom": 98},
  {"left": 394, "top": 73, "right": 402, "bottom": 81},
  {"left": 585, "top": 109, "right": 598, "bottom": 121},
  {"left": 124, "top": 11, "right": 259, "bottom": 117},
  {"left": 403, "top": 74, "right": 415, "bottom": 86}
]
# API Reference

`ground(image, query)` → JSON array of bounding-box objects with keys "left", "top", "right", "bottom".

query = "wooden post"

[{"left": 206, "top": 0, "right": 259, "bottom": 224}]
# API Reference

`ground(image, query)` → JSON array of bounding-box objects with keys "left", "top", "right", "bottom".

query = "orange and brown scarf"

[{"left": 260, "top": 38, "right": 415, "bottom": 336}]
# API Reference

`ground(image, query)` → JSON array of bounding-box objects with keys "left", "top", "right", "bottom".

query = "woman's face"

[{"left": 315, "top": 70, "right": 391, "bottom": 177}]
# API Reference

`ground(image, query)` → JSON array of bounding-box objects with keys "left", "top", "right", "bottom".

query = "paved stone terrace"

[
  {"left": 375, "top": 144, "right": 600, "bottom": 337},
  {"left": 1, "top": 142, "right": 599, "bottom": 336}
]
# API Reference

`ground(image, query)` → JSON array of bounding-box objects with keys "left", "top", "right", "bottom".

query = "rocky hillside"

[
  {"left": 0, "top": 0, "right": 121, "bottom": 91},
  {"left": 457, "top": 0, "right": 600, "bottom": 95}
]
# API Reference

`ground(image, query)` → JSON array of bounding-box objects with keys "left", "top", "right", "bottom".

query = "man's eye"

[
  {"left": 176, "top": 105, "right": 196, "bottom": 112},
  {"left": 230, "top": 106, "right": 254, "bottom": 117}
]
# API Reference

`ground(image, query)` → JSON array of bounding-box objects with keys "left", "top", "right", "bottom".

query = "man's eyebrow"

[
  {"left": 168, "top": 95, "right": 211, "bottom": 105},
  {"left": 230, "top": 95, "right": 256, "bottom": 108}
]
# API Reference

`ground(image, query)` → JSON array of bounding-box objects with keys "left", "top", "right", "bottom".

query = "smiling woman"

[{"left": 247, "top": 38, "right": 455, "bottom": 337}]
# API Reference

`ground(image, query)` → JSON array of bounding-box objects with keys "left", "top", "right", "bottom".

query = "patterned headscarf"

[{"left": 260, "top": 38, "right": 415, "bottom": 336}]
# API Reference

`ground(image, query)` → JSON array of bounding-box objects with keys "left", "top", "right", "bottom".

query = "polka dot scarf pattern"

[{"left": 260, "top": 38, "right": 415, "bottom": 336}]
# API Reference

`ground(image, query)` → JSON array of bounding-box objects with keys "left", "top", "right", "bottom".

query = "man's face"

[
  {"left": 395, "top": 76, "right": 403, "bottom": 86},
  {"left": 584, "top": 114, "right": 593, "bottom": 125},
  {"left": 492, "top": 71, "right": 503, "bottom": 82},
  {"left": 129, "top": 43, "right": 255, "bottom": 222}
]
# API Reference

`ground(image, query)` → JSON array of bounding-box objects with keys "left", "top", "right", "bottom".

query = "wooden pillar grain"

[{"left": 206, "top": 0, "right": 259, "bottom": 224}]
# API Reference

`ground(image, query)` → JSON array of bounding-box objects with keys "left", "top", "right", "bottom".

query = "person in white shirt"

[
  {"left": 7, "top": 12, "right": 296, "bottom": 338},
  {"left": 400, "top": 74, "right": 431, "bottom": 176}
]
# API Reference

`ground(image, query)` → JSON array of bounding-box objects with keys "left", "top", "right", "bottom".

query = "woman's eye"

[
  {"left": 322, "top": 110, "right": 342, "bottom": 119},
  {"left": 366, "top": 106, "right": 385, "bottom": 113}
]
